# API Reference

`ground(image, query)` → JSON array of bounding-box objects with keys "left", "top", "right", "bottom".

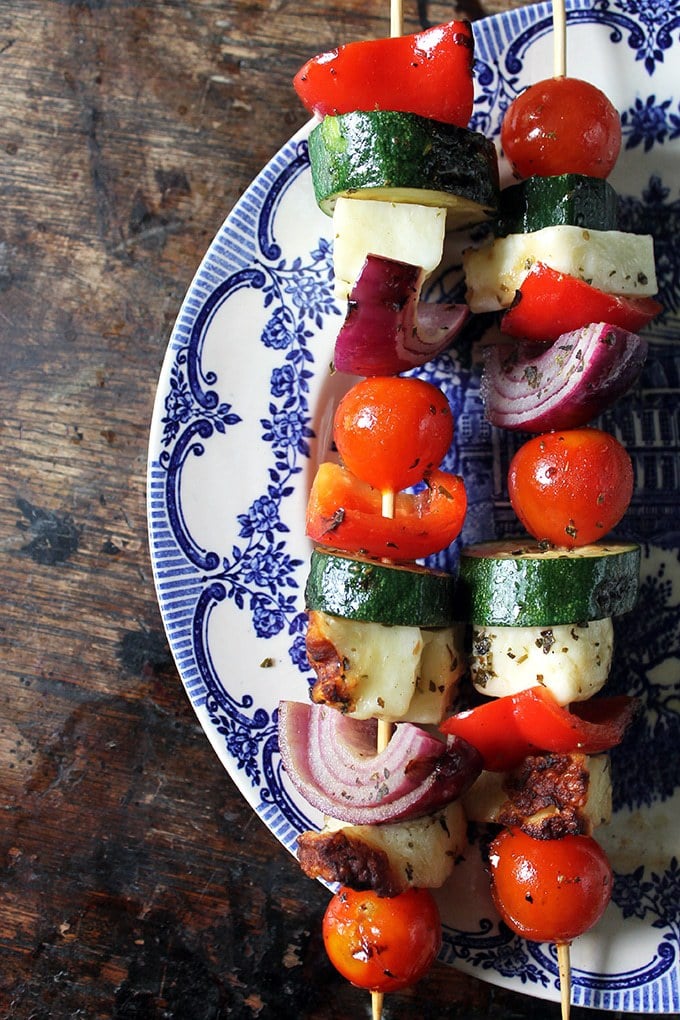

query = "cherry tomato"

[
  {"left": 501, "top": 77, "right": 622, "bottom": 178},
  {"left": 322, "top": 886, "right": 442, "bottom": 993},
  {"left": 294, "top": 21, "right": 474, "bottom": 128},
  {"left": 507, "top": 428, "right": 633, "bottom": 548},
  {"left": 501, "top": 263, "right": 662, "bottom": 344},
  {"left": 333, "top": 377, "right": 454, "bottom": 493},
  {"left": 489, "top": 828, "right": 613, "bottom": 943},
  {"left": 306, "top": 462, "right": 467, "bottom": 561},
  {"left": 441, "top": 687, "right": 637, "bottom": 772}
]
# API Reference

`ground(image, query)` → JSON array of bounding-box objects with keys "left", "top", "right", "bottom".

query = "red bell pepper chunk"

[
  {"left": 305, "top": 462, "right": 467, "bottom": 562},
  {"left": 441, "top": 692, "right": 535, "bottom": 772},
  {"left": 501, "top": 263, "right": 662, "bottom": 344},
  {"left": 293, "top": 21, "right": 474, "bottom": 129},
  {"left": 440, "top": 687, "right": 637, "bottom": 772}
]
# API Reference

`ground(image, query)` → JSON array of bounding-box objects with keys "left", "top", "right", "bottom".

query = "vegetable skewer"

[
  {"left": 283, "top": 0, "right": 658, "bottom": 1011},
  {"left": 472, "top": 1, "right": 653, "bottom": 1014},
  {"left": 494, "top": 3, "right": 574, "bottom": 1015}
]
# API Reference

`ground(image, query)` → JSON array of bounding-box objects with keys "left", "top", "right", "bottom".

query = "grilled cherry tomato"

[
  {"left": 501, "top": 263, "right": 662, "bottom": 343},
  {"left": 333, "top": 377, "right": 454, "bottom": 494},
  {"left": 294, "top": 20, "right": 474, "bottom": 128},
  {"left": 323, "top": 886, "right": 442, "bottom": 993},
  {"left": 306, "top": 462, "right": 467, "bottom": 561},
  {"left": 441, "top": 687, "right": 637, "bottom": 772},
  {"left": 501, "top": 77, "right": 622, "bottom": 178},
  {"left": 508, "top": 428, "right": 633, "bottom": 548},
  {"left": 489, "top": 828, "right": 613, "bottom": 943}
]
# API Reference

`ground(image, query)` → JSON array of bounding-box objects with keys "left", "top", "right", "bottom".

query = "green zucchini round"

[
  {"left": 308, "top": 110, "right": 500, "bottom": 227},
  {"left": 496, "top": 173, "right": 619, "bottom": 237},
  {"left": 459, "top": 539, "right": 640, "bottom": 627},
  {"left": 305, "top": 548, "right": 459, "bottom": 628}
]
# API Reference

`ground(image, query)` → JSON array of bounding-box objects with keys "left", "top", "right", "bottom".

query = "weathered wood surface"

[{"left": 0, "top": 1, "right": 651, "bottom": 1017}]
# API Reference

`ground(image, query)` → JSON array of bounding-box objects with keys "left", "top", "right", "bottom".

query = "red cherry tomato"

[
  {"left": 489, "top": 828, "right": 613, "bottom": 943},
  {"left": 293, "top": 20, "right": 474, "bottom": 128},
  {"left": 507, "top": 428, "right": 633, "bottom": 548},
  {"left": 501, "top": 263, "right": 662, "bottom": 344},
  {"left": 501, "top": 77, "right": 622, "bottom": 178},
  {"left": 322, "top": 886, "right": 442, "bottom": 993},
  {"left": 333, "top": 377, "right": 454, "bottom": 493},
  {"left": 306, "top": 462, "right": 467, "bottom": 561}
]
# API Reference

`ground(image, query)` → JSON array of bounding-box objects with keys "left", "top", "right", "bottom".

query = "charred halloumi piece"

[
  {"left": 296, "top": 801, "right": 467, "bottom": 897},
  {"left": 306, "top": 610, "right": 466, "bottom": 723},
  {"left": 463, "top": 752, "right": 612, "bottom": 838}
]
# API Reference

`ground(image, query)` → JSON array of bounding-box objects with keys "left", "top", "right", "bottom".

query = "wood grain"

[{"left": 0, "top": 1, "right": 652, "bottom": 1017}]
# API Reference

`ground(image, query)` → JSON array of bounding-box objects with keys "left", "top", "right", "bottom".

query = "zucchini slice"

[
  {"left": 306, "top": 548, "right": 460, "bottom": 628},
  {"left": 496, "top": 173, "right": 619, "bottom": 237},
  {"left": 459, "top": 540, "right": 640, "bottom": 627},
  {"left": 308, "top": 110, "right": 500, "bottom": 227}
]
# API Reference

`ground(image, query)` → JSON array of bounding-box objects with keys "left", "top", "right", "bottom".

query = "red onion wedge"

[
  {"left": 333, "top": 254, "right": 468, "bottom": 377},
  {"left": 277, "top": 700, "right": 482, "bottom": 825},
  {"left": 481, "top": 322, "right": 648, "bottom": 432}
]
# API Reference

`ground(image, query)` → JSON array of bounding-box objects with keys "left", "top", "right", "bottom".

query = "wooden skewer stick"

[
  {"left": 373, "top": 15, "right": 402, "bottom": 1016},
  {"left": 390, "top": 0, "right": 403, "bottom": 38},
  {"left": 378, "top": 488, "right": 396, "bottom": 755},
  {"left": 372, "top": 506, "right": 394, "bottom": 1020},
  {"left": 377, "top": 717, "right": 394, "bottom": 752},
  {"left": 554, "top": 5, "right": 570, "bottom": 1008},
  {"left": 553, "top": 0, "right": 567, "bottom": 77},
  {"left": 558, "top": 942, "right": 571, "bottom": 1019},
  {"left": 381, "top": 489, "right": 395, "bottom": 519},
  {"left": 372, "top": 489, "right": 396, "bottom": 1020}
]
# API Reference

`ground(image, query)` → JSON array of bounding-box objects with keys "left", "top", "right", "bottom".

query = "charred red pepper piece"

[
  {"left": 501, "top": 263, "right": 662, "bottom": 344},
  {"left": 441, "top": 686, "right": 637, "bottom": 772},
  {"left": 293, "top": 21, "right": 474, "bottom": 128},
  {"left": 305, "top": 462, "right": 467, "bottom": 562}
]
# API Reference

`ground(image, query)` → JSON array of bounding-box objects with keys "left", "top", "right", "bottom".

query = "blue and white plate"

[{"left": 147, "top": 0, "right": 680, "bottom": 1010}]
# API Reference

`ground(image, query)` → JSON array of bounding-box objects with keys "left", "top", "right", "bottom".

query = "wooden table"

[{"left": 0, "top": 2, "right": 657, "bottom": 1017}]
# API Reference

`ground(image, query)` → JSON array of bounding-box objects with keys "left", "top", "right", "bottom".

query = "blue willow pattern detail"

[
  {"left": 622, "top": 96, "right": 680, "bottom": 152},
  {"left": 613, "top": 857, "right": 680, "bottom": 951},
  {"left": 158, "top": 141, "right": 329, "bottom": 802},
  {"left": 161, "top": 142, "right": 335, "bottom": 676},
  {"left": 619, "top": 177, "right": 680, "bottom": 316},
  {"left": 440, "top": 919, "right": 551, "bottom": 989}
]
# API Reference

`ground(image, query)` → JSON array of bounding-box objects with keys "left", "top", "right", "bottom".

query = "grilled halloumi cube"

[
  {"left": 469, "top": 618, "right": 613, "bottom": 704},
  {"left": 332, "top": 197, "right": 446, "bottom": 301},
  {"left": 463, "top": 752, "right": 612, "bottom": 838},
  {"left": 463, "top": 225, "right": 658, "bottom": 312},
  {"left": 306, "top": 610, "right": 466, "bottom": 722},
  {"left": 296, "top": 801, "right": 467, "bottom": 896}
]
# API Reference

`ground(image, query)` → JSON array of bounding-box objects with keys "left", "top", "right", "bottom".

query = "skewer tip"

[
  {"left": 389, "top": 0, "right": 403, "bottom": 38},
  {"left": 552, "top": 0, "right": 567, "bottom": 78},
  {"left": 557, "top": 941, "right": 572, "bottom": 1020}
]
